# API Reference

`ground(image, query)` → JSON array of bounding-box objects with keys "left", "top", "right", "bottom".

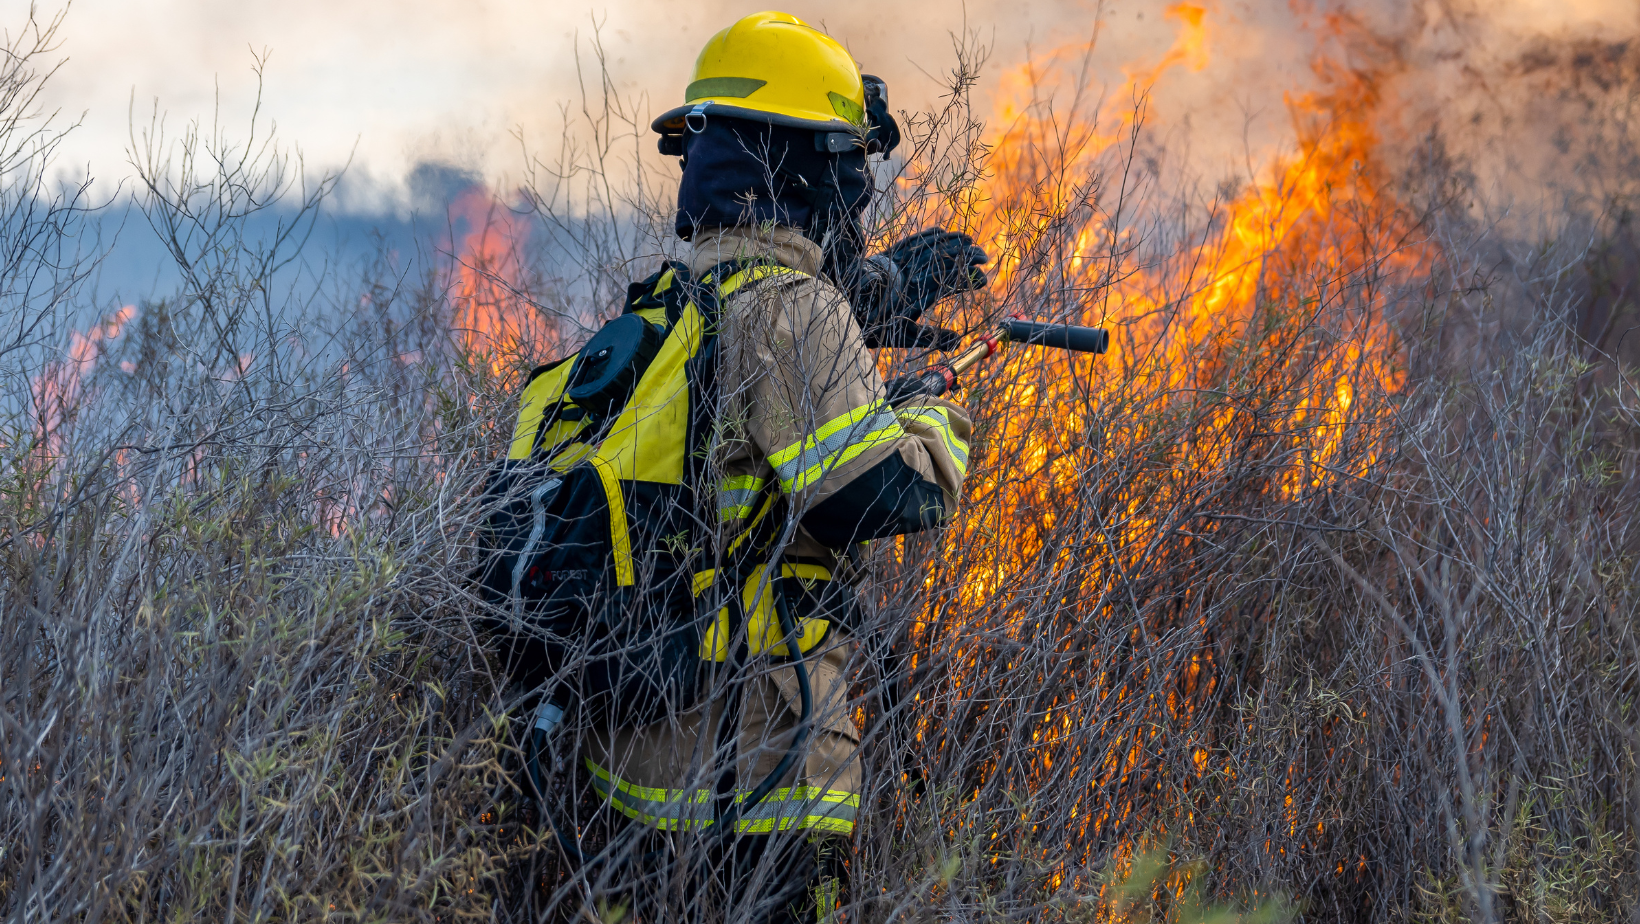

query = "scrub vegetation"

[{"left": 3, "top": 9, "right": 1638, "bottom": 923}]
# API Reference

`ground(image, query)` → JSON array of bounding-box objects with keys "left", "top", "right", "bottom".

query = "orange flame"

[
  {"left": 913, "top": 5, "right": 1428, "bottom": 879},
  {"left": 447, "top": 186, "right": 541, "bottom": 373},
  {"left": 962, "top": 4, "right": 1416, "bottom": 490},
  {"left": 30, "top": 305, "right": 137, "bottom": 444},
  {"left": 973, "top": 3, "right": 1214, "bottom": 250}
]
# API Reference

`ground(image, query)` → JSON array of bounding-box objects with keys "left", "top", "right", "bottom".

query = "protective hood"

[{"left": 674, "top": 117, "right": 873, "bottom": 243}]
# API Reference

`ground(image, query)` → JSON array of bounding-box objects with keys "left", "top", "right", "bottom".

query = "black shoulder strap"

[
  {"left": 690, "top": 257, "right": 791, "bottom": 327},
  {"left": 673, "top": 260, "right": 727, "bottom": 329},
  {"left": 623, "top": 260, "right": 684, "bottom": 311},
  {"left": 624, "top": 261, "right": 694, "bottom": 329},
  {"left": 521, "top": 354, "right": 574, "bottom": 388}
]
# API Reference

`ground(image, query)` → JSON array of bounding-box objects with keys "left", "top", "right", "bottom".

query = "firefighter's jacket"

[
  {"left": 583, "top": 224, "right": 971, "bottom": 837},
  {"left": 702, "top": 224, "right": 971, "bottom": 565}
]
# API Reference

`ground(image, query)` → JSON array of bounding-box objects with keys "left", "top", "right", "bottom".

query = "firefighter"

[{"left": 575, "top": 11, "right": 984, "bottom": 923}]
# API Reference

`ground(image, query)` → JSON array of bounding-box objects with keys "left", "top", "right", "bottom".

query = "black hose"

[
  {"left": 523, "top": 572, "right": 815, "bottom": 865},
  {"left": 526, "top": 723, "right": 589, "bottom": 864},
  {"left": 712, "top": 584, "right": 813, "bottom": 837}
]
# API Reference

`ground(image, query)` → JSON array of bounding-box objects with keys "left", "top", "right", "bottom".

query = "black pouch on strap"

[{"left": 566, "top": 314, "right": 665, "bottom": 419}]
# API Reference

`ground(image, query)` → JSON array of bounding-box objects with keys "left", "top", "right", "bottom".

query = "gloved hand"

[
  {"left": 882, "top": 228, "right": 990, "bottom": 321},
  {"left": 850, "top": 228, "right": 989, "bottom": 350},
  {"left": 884, "top": 367, "right": 958, "bottom": 406}
]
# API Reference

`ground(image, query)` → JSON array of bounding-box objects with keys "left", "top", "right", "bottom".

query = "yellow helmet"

[{"left": 651, "top": 11, "right": 866, "bottom": 135}]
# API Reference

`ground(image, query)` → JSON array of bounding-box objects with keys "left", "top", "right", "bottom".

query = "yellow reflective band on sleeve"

[
  {"left": 768, "top": 400, "right": 905, "bottom": 494},
  {"left": 654, "top": 268, "right": 676, "bottom": 294},
  {"left": 718, "top": 474, "right": 767, "bottom": 521},
  {"left": 897, "top": 404, "right": 969, "bottom": 478},
  {"left": 586, "top": 758, "right": 858, "bottom": 834},
  {"left": 694, "top": 564, "right": 832, "bottom": 661},
  {"left": 591, "top": 456, "right": 634, "bottom": 586}
]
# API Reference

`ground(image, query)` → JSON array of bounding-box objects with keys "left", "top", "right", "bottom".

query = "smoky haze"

[
  {"left": 40, "top": 0, "right": 1143, "bottom": 211},
  {"left": 30, "top": 0, "right": 1640, "bottom": 218}
]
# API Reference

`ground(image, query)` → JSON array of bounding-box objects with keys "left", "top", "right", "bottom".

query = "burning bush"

[{"left": 2, "top": 5, "right": 1638, "bottom": 924}]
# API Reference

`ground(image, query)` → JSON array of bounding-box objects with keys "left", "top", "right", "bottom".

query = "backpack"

[{"left": 478, "top": 258, "right": 834, "bottom": 726}]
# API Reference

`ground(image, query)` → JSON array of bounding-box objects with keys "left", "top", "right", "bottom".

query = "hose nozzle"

[
  {"left": 884, "top": 318, "right": 1110, "bottom": 405},
  {"left": 1001, "top": 318, "right": 1110, "bottom": 353}
]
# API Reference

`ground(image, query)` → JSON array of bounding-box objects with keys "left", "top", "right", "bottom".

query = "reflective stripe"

[
  {"left": 815, "top": 877, "right": 840, "bottom": 922},
  {"left": 717, "top": 474, "right": 767, "bottom": 521},
  {"left": 591, "top": 456, "right": 634, "bottom": 586},
  {"left": 768, "top": 400, "right": 905, "bottom": 493},
  {"left": 693, "top": 564, "right": 833, "bottom": 661},
  {"left": 586, "top": 758, "right": 858, "bottom": 834},
  {"left": 898, "top": 404, "right": 969, "bottom": 477}
]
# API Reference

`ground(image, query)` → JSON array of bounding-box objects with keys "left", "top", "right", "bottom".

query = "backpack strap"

[
  {"left": 623, "top": 261, "right": 690, "bottom": 313},
  {"left": 694, "top": 258, "right": 808, "bottom": 325}
]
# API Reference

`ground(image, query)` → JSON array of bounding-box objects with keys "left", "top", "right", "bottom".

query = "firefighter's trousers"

[{"left": 582, "top": 633, "right": 859, "bottom": 920}]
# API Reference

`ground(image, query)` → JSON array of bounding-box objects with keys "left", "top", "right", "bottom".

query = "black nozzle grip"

[
  {"left": 1003, "top": 319, "right": 1109, "bottom": 353},
  {"left": 885, "top": 367, "right": 956, "bottom": 406}
]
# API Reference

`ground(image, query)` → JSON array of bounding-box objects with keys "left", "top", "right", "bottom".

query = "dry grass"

[{"left": 3, "top": 10, "right": 1638, "bottom": 924}]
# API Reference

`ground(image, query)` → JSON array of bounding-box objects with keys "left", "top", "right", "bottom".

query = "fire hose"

[{"left": 885, "top": 316, "right": 1110, "bottom": 405}]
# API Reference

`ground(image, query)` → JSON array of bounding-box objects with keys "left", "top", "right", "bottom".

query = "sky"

[
  {"left": 23, "top": 0, "right": 1640, "bottom": 306},
  {"left": 35, "top": 0, "right": 1335, "bottom": 213},
  {"left": 29, "top": 0, "right": 1305, "bottom": 305},
  {"left": 33, "top": 0, "right": 1640, "bottom": 202}
]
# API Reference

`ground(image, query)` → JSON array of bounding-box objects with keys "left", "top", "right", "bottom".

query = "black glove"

[
  {"left": 850, "top": 229, "right": 988, "bottom": 349},
  {"left": 883, "top": 228, "right": 990, "bottom": 320},
  {"left": 884, "top": 367, "right": 957, "bottom": 405}
]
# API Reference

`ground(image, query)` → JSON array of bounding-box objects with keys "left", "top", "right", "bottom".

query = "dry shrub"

[
  {"left": 2, "top": 13, "right": 529, "bottom": 918},
  {"left": 844, "top": 34, "right": 1640, "bottom": 924},
  {"left": 2, "top": 11, "right": 1638, "bottom": 924}
]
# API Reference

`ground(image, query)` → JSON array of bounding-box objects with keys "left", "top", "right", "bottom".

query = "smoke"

[
  {"left": 40, "top": 0, "right": 1119, "bottom": 210},
  {"left": 1370, "top": 0, "right": 1640, "bottom": 222},
  {"left": 28, "top": 0, "right": 1640, "bottom": 219}
]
